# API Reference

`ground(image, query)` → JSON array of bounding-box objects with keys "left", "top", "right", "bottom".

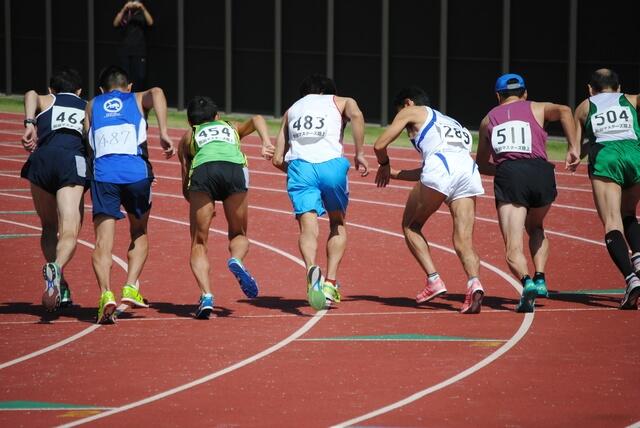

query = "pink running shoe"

[
  {"left": 460, "top": 278, "right": 484, "bottom": 314},
  {"left": 416, "top": 277, "right": 447, "bottom": 303}
]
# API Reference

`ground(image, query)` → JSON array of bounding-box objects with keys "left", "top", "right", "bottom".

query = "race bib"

[
  {"left": 491, "top": 120, "right": 532, "bottom": 154},
  {"left": 51, "top": 106, "right": 84, "bottom": 133},
  {"left": 194, "top": 124, "right": 236, "bottom": 147},
  {"left": 92, "top": 123, "right": 138, "bottom": 158},
  {"left": 440, "top": 123, "right": 472, "bottom": 151},
  {"left": 289, "top": 114, "right": 328, "bottom": 142},
  {"left": 591, "top": 106, "right": 634, "bottom": 138}
]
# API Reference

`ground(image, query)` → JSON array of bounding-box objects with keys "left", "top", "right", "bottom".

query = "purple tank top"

[{"left": 486, "top": 100, "right": 548, "bottom": 164}]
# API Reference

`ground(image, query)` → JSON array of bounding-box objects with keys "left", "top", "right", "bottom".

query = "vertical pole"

[
  {"left": 326, "top": 0, "right": 334, "bottom": 78},
  {"left": 225, "top": 0, "right": 232, "bottom": 113},
  {"left": 568, "top": 0, "right": 578, "bottom": 109},
  {"left": 501, "top": 0, "right": 510, "bottom": 73},
  {"left": 87, "top": 0, "right": 95, "bottom": 98},
  {"left": 177, "top": 0, "right": 185, "bottom": 110},
  {"left": 274, "top": 0, "right": 282, "bottom": 116},
  {"left": 439, "top": 0, "right": 448, "bottom": 113},
  {"left": 380, "top": 0, "right": 389, "bottom": 125},
  {"left": 4, "top": 0, "right": 12, "bottom": 95},
  {"left": 45, "top": 0, "right": 52, "bottom": 87}
]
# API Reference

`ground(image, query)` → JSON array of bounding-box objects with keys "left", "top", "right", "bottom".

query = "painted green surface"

[
  {"left": 0, "top": 400, "right": 108, "bottom": 410},
  {"left": 0, "top": 210, "right": 36, "bottom": 214},
  {"left": 0, "top": 233, "right": 40, "bottom": 239},
  {"left": 299, "top": 334, "right": 505, "bottom": 342},
  {"left": 550, "top": 289, "right": 624, "bottom": 295}
]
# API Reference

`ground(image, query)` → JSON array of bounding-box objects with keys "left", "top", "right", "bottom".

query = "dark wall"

[{"left": 4, "top": 0, "right": 640, "bottom": 131}]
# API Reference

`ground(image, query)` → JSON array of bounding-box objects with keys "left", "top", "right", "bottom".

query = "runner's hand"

[
  {"left": 21, "top": 125, "right": 37, "bottom": 152},
  {"left": 565, "top": 148, "right": 580, "bottom": 172},
  {"left": 375, "top": 163, "right": 391, "bottom": 187},
  {"left": 354, "top": 152, "right": 370, "bottom": 177},
  {"left": 160, "top": 132, "right": 176, "bottom": 159},
  {"left": 261, "top": 140, "right": 275, "bottom": 160}
]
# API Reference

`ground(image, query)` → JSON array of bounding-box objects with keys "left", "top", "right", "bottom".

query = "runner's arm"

[
  {"left": 342, "top": 97, "right": 369, "bottom": 177},
  {"left": 573, "top": 99, "right": 590, "bottom": 159},
  {"left": 272, "top": 111, "right": 289, "bottom": 172},
  {"left": 21, "top": 91, "right": 42, "bottom": 151},
  {"left": 235, "top": 115, "right": 275, "bottom": 160},
  {"left": 138, "top": 87, "right": 176, "bottom": 158},
  {"left": 390, "top": 167, "right": 422, "bottom": 181},
  {"left": 177, "top": 129, "right": 193, "bottom": 201},
  {"left": 542, "top": 102, "right": 580, "bottom": 171},
  {"left": 373, "top": 107, "right": 417, "bottom": 187},
  {"left": 476, "top": 115, "right": 496, "bottom": 176}
]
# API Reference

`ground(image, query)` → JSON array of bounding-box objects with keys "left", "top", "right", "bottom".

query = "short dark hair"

[
  {"left": 393, "top": 86, "right": 431, "bottom": 108},
  {"left": 187, "top": 96, "right": 218, "bottom": 126},
  {"left": 49, "top": 67, "right": 82, "bottom": 93},
  {"left": 497, "top": 78, "right": 526, "bottom": 100},
  {"left": 299, "top": 74, "right": 337, "bottom": 97},
  {"left": 98, "top": 65, "right": 129, "bottom": 91},
  {"left": 589, "top": 68, "right": 620, "bottom": 93}
]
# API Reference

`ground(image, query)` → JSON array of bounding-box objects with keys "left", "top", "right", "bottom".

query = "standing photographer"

[{"left": 113, "top": 1, "right": 154, "bottom": 91}]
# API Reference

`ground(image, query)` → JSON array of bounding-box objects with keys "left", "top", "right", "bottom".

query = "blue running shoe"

[
  {"left": 227, "top": 258, "right": 259, "bottom": 298},
  {"left": 196, "top": 294, "right": 214, "bottom": 319},
  {"left": 42, "top": 262, "right": 61, "bottom": 312},
  {"left": 516, "top": 279, "right": 537, "bottom": 313},
  {"left": 534, "top": 278, "right": 548, "bottom": 298}
]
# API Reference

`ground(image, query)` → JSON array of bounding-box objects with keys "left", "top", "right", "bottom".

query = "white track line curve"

[{"left": 0, "top": 217, "right": 130, "bottom": 370}]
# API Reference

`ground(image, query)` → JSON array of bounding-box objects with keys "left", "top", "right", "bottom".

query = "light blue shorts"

[{"left": 287, "top": 157, "right": 350, "bottom": 216}]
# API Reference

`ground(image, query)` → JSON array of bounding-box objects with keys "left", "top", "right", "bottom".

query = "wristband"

[
  {"left": 24, "top": 118, "right": 37, "bottom": 127},
  {"left": 377, "top": 158, "right": 389, "bottom": 166}
]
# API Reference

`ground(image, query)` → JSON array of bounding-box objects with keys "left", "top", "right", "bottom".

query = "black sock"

[
  {"left": 623, "top": 216, "right": 640, "bottom": 254},
  {"left": 533, "top": 272, "right": 545, "bottom": 282},
  {"left": 605, "top": 230, "right": 634, "bottom": 277},
  {"left": 521, "top": 275, "right": 531, "bottom": 286}
]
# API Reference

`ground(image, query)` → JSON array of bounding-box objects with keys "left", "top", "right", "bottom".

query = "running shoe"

[
  {"left": 42, "top": 262, "right": 61, "bottom": 312},
  {"left": 620, "top": 276, "right": 640, "bottom": 310},
  {"left": 97, "top": 291, "right": 117, "bottom": 324},
  {"left": 60, "top": 277, "right": 73, "bottom": 307},
  {"left": 515, "top": 279, "right": 537, "bottom": 313},
  {"left": 121, "top": 284, "right": 149, "bottom": 308},
  {"left": 416, "top": 277, "right": 447, "bottom": 303},
  {"left": 460, "top": 278, "right": 484, "bottom": 314},
  {"left": 323, "top": 282, "right": 341, "bottom": 304},
  {"left": 227, "top": 257, "right": 259, "bottom": 298},
  {"left": 307, "top": 265, "right": 326, "bottom": 311},
  {"left": 196, "top": 294, "right": 214, "bottom": 319},
  {"left": 534, "top": 278, "right": 548, "bottom": 298}
]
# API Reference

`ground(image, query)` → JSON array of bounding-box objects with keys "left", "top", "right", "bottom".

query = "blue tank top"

[
  {"left": 89, "top": 90, "right": 152, "bottom": 183},
  {"left": 35, "top": 93, "right": 87, "bottom": 152}
]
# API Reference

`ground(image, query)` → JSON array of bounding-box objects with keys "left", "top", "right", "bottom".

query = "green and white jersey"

[
  {"left": 189, "top": 120, "right": 247, "bottom": 171},
  {"left": 585, "top": 92, "right": 640, "bottom": 144}
]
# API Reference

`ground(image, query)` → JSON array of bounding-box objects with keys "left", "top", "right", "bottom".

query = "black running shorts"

[
  {"left": 21, "top": 146, "right": 87, "bottom": 195},
  {"left": 493, "top": 158, "right": 557, "bottom": 208},
  {"left": 189, "top": 161, "right": 249, "bottom": 201}
]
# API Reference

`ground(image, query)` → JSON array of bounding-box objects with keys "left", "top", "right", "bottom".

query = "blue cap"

[{"left": 495, "top": 73, "right": 525, "bottom": 92}]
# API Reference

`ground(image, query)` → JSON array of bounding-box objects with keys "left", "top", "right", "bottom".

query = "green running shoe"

[
  {"left": 97, "top": 291, "right": 117, "bottom": 324},
  {"left": 42, "top": 262, "right": 61, "bottom": 312},
  {"left": 516, "top": 279, "right": 537, "bottom": 313},
  {"left": 306, "top": 265, "right": 326, "bottom": 311},
  {"left": 534, "top": 278, "right": 548, "bottom": 298},
  {"left": 323, "top": 282, "right": 341, "bottom": 304},
  {"left": 60, "top": 278, "right": 73, "bottom": 307},
  {"left": 121, "top": 284, "right": 149, "bottom": 308}
]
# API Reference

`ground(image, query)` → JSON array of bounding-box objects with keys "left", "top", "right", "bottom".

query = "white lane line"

[
  {"left": 0, "top": 406, "right": 115, "bottom": 412},
  {"left": 0, "top": 217, "right": 129, "bottom": 371}
]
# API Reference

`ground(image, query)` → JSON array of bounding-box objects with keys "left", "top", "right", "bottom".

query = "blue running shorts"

[
  {"left": 286, "top": 157, "right": 350, "bottom": 217},
  {"left": 90, "top": 178, "right": 152, "bottom": 220}
]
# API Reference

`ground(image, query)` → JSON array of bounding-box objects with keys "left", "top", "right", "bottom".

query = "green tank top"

[
  {"left": 190, "top": 120, "right": 247, "bottom": 171},
  {"left": 585, "top": 93, "right": 640, "bottom": 144}
]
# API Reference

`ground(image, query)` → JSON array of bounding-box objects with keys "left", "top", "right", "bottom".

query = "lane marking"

[
  {"left": 298, "top": 334, "right": 507, "bottom": 342},
  {"left": 0, "top": 233, "right": 40, "bottom": 239}
]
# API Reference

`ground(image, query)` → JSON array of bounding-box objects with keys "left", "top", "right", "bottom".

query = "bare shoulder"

[{"left": 624, "top": 93, "right": 638, "bottom": 109}]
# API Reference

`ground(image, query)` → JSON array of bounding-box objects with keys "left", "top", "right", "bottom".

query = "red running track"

[{"left": 0, "top": 112, "right": 638, "bottom": 427}]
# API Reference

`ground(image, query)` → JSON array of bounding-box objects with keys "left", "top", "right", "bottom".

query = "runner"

[
  {"left": 177, "top": 96, "right": 275, "bottom": 319},
  {"left": 272, "top": 74, "right": 369, "bottom": 310},
  {"left": 20, "top": 67, "right": 87, "bottom": 311},
  {"left": 374, "top": 86, "right": 485, "bottom": 313},
  {"left": 476, "top": 73, "right": 580, "bottom": 312},
  {"left": 84, "top": 65, "right": 175, "bottom": 323},
  {"left": 574, "top": 68, "right": 640, "bottom": 309}
]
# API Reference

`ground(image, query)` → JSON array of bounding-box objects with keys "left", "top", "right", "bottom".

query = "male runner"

[
  {"left": 177, "top": 96, "right": 275, "bottom": 319},
  {"left": 84, "top": 65, "right": 175, "bottom": 323},
  {"left": 272, "top": 74, "right": 369, "bottom": 310},
  {"left": 374, "top": 86, "right": 485, "bottom": 314},
  {"left": 574, "top": 68, "right": 640, "bottom": 309},
  {"left": 20, "top": 67, "right": 87, "bottom": 311},
  {"left": 477, "top": 73, "right": 580, "bottom": 312}
]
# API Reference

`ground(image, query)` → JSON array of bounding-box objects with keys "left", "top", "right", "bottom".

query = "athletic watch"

[{"left": 24, "top": 118, "right": 37, "bottom": 127}]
